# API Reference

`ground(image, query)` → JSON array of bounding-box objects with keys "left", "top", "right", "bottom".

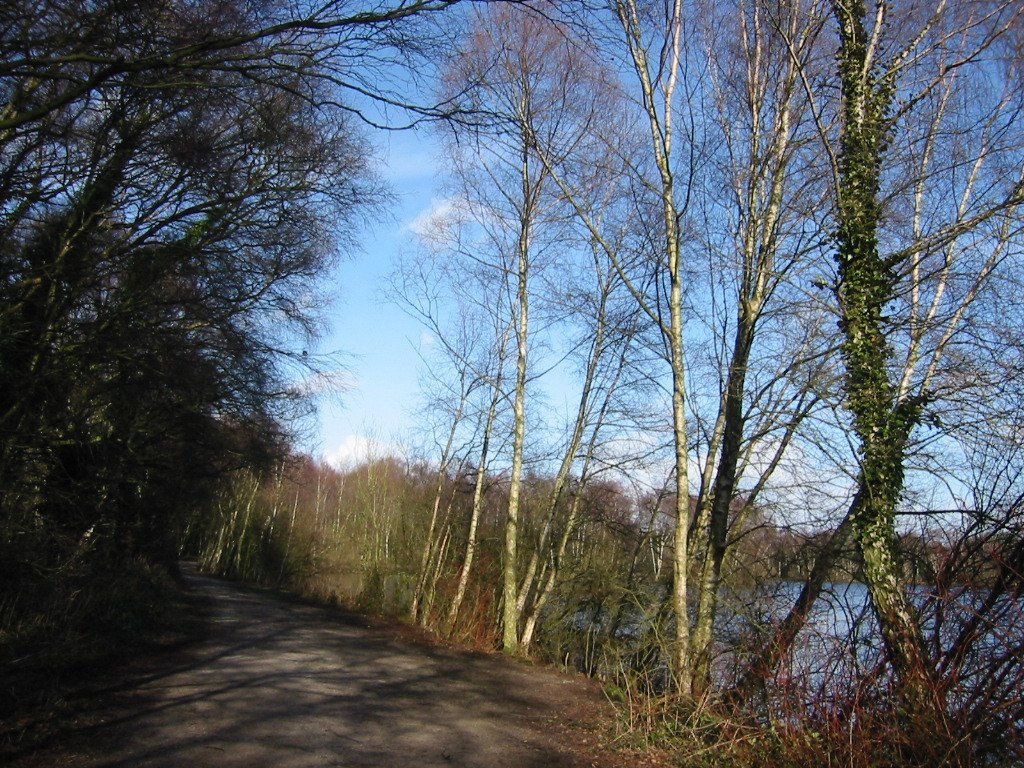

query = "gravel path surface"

[{"left": 10, "top": 565, "right": 616, "bottom": 768}]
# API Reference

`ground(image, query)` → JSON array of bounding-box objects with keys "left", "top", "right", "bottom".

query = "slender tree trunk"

[
  {"left": 411, "top": 395, "right": 464, "bottom": 624},
  {"left": 518, "top": 334, "right": 628, "bottom": 651},
  {"left": 615, "top": 0, "right": 691, "bottom": 685},
  {"left": 689, "top": 4, "right": 808, "bottom": 693},
  {"left": 447, "top": 381, "right": 501, "bottom": 631},
  {"left": 667, "top": 282, "right": 691, "bottom": 683},
  {"left": 514, "top": 290, "right": 607, "bottom": 626},
  {"left": 690, "top": 325, "right": 754, "bottom": 694},
  {"left": 502, "top": 135, "right": 533, "bottom": 655},
  {"left": 519, "top": 490, "right": 583, "bottom": 650},
  {"left": 420, "top": 521, "right": 452, "bottom": 623}
]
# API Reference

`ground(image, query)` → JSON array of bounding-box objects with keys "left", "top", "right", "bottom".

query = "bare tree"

[
  {"left": 392, "top": 228, "right": 518, "bottom": 630},
  {"left": 681, "top": 0, "right": 837, "bottom": 695},
  {"left": 440, "top": 4, "right": 633, "bottom": 654}
]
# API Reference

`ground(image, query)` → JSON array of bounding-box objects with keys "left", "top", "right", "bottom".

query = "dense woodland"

[{"left": 3, "top": 1, "right": 1024, "bottom": 766}]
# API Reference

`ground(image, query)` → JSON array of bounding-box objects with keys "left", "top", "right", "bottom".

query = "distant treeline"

[{"left": 189, "top": 454, "right": 988, "bottom": 653}]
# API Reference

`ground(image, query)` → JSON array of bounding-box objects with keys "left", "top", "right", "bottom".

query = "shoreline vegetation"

[{"left": 188, "top": 457, "right": 1024, "bottom": 767}]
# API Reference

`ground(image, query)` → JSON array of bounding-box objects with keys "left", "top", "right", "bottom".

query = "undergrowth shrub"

[
  {"left": 1, "top": 553, "right": 178, "bottom": 670},
  {"left": 607, "top": 677, "right": 977, "bottom": 768}
]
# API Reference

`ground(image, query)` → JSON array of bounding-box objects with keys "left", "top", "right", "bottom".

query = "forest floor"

[{"left": 2, "top": 563, "right": 667, "bottom": 768}]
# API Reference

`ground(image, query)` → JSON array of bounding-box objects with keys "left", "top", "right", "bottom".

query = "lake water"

[
  {"left": 553, "top": 580, "right": 1024, "bottom": 766},
  {"left": 560, "top": 578, "right": 1024, "bottom": 708},
  {"left": 714, "top": 580, "right": 880, "bottom": 694}
]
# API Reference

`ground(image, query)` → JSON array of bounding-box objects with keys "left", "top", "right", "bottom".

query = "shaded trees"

[{"left": 0, "top": 0, "right": 452, "bottom": 652}]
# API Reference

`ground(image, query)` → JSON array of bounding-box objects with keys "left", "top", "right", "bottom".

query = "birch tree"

[
  {"left": 435, "top": 4, "right": 652, "bottom": 654},
  {"left": 392, "top": 224, "right": 517, "bottom": 632},
  {"left": 604, "top": 0, "right": 696, "bottom": 685},
  {"left": 438, "top": 5, "right": 570, "bottom": 653},
  {"left": 683, "top": 0, "right": 835, "bottom": 694}
]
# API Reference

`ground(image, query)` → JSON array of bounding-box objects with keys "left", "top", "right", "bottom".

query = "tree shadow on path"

[{"left": 6, "top": 564, "right": 616, "bottom": 768}]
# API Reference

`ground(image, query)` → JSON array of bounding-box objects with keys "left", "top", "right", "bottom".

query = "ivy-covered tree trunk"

[{"left": 831, "top": 0, "right": 943, "bottom": 741}]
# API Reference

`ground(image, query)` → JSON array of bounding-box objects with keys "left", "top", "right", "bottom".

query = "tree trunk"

[
  {"left": 447, "top": 381, "right": 501, "bottom": 631},
  {"left": 411, "top": 395, "right": 464, "bottom": 624},
  {"left": 501, "top": 133, "right": 533, "bottom": 655},
  {"left": 831, "top": 0, "right": 942, "bottom": 737}
]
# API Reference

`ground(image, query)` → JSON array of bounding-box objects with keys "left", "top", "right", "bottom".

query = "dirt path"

[{"left": 8, "top": 565, "right": 624, "bottom": 768}]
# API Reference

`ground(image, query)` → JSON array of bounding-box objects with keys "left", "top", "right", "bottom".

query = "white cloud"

[
  {"left": 403, "top": 196, "right": 467, "bottom": 249},
  {"left": 296, "top": 369, "right": 358, "bottom": 399},
  {"left": 323, "top": 434, "right": 407, "bottom": 469}
]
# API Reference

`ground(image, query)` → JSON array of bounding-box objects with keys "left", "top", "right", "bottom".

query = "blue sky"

[
  {"left": 297, "top": 100, "right": 958, "bottom": 524},
  {"left": 305, "top": 126, "right": 444, "bottom": 466}
]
